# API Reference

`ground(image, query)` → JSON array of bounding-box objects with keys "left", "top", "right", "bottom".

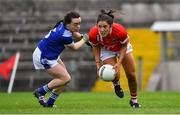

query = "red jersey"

[{"left": 88, "top": 23, "right": 129, "bottom": 52}]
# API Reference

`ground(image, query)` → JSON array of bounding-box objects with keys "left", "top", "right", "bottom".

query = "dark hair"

[
  {"left": 53, "top": 11, "right": 80, "bottom": 28},
  {"left": 63, "top": 11, "right": 80, "bottom": 25},
  {"left": 97, "top": 9, "right": 115, "bottom": 26}
]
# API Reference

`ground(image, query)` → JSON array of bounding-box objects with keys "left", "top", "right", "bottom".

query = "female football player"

[
  {"left": 33, "top": 11, "right": 88, "bottom": 107},
  {"left": 88, "top": 9, "right": 140, "bottom": 108}
]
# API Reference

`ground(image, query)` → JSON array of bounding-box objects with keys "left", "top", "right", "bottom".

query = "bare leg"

[
  {"left": 103, "top": 57, "right": 124, "bottom": 98},
  {"left": 46, "top": 64, "right": 71, "bottom": 89},
  {"left": 122, "top": 53, "right": 140, "bottom": 107},
  {"left": 122, "top": 53, "right": 137, "bottom": 98},
  {"left": 45, "top": 59, "right": 70, "bottom": 107},
  {"left": 34, "top": 59, "right": 71, "bottom": 107},
  {"left": 51, "top": 59, "right": 68, "bottom": 94}
]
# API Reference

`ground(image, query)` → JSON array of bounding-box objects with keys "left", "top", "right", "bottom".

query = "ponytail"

[
  {"left": 100, "top": 9, "right": 115, "bottom": 19},
  {"left": 53, "top": 20, "right": 63, "bottom": 28},
  {"left": 97, "top": 9, "right": 115, "bottom": 26}
]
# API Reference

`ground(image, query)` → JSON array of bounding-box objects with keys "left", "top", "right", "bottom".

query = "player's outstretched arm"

[
  {"left": 68, "top": 34, "right": 89, "bottom": 50},
  {"left": 73, "top": 32, "right": 92, "bottom": 48},
  {"left": 72, "top": 32, "right": 82, "bottom": 40}
]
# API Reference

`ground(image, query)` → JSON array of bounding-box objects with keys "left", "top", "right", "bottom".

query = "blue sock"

[
  {"left": 37, "top": 85, "right": 51, "bottom": 95},
  {"left": 47, "top": 92, "right": 59, "bottom": 106}
]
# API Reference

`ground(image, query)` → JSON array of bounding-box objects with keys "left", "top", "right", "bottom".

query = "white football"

[{"left": 98, "top": 64, "right": 116, "bottom": 81}]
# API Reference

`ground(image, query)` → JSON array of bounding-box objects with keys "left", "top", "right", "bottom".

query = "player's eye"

[
  {"left": 98, "top": 25, "right": 102, "bottom": 28},
  {"left": 103, "top": 25, "right": 108, "bottom": 29},
  {"left": 74, "top": 23, "right": 80, "bottom": 26}
]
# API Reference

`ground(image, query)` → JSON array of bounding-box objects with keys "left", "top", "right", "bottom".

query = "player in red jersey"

[{"left": 88, "top": 9, "right": 140, "bottom": 108}]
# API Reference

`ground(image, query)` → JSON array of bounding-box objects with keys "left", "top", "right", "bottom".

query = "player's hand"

[
  {"left": 113, "top": 63, "right": 120, "bottom": 74},
  {"left": 82, "top": 34, "right": 89, "bottom": 42}
]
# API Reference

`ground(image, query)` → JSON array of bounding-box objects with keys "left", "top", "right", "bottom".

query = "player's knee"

[
  {"left": 64, "top": 75, "right": 71, "bottom": 85},
  {"left": 56, "top": 74, "right": 71, "bottom": 86},
  {"left": 58, "top": 74, "right": 71, "bottom": 85}
]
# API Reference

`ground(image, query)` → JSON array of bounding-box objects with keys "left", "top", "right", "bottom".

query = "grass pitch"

[{"left": 0, "top": 91, "right": 180, "bottom": 114}]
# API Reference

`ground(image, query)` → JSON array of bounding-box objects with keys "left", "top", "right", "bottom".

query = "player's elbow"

[{"left": 71, "top": 46, "right": 79, "bottom": 51}]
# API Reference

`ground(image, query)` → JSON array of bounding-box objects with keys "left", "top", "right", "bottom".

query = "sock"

[
  {"left": 113, "top": 81, "right": 120, "bottom": 87},
  {"left": 131, "top": 96, "right": 138, "bottom": 103},
  {"left": 47, "top": 92, "right": 59, "bottom": 106},
  {"left": 37, "top": 84, "right": 51, "bottom": 95}
]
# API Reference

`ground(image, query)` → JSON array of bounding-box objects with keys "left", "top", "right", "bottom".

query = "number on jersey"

[{"left": 44, "top": 28, "right": 56, "bottom": 38}]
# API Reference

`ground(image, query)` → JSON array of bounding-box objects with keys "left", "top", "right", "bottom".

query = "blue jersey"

[{"left": 38, "top": 22, "right": 74, "bottom": 60}]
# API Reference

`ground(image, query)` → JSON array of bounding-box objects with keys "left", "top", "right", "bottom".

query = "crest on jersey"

[{"left": 96, "top": 35, "right": 103, "bottom": 42}]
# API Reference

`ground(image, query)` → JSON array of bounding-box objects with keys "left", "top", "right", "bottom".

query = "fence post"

[{"left": 138, "top": 56, "right": 143, "bottom": 91}]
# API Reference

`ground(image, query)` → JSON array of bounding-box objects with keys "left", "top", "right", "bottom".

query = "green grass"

[{"left": 0, "top": 91, "right": 180, "bottom": 114}]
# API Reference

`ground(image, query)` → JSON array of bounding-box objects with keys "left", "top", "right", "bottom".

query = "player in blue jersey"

[{"left": 32, "top": 11, "right": 88, "bottom": 107}]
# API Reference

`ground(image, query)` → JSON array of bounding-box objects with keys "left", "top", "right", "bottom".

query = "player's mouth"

[{"left": 100, "top": 32, "right": 108, "bottom": 37}]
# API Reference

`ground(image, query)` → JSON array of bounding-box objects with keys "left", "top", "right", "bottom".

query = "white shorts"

[
  {"left": 100, "top": 43, "right": 133, "bottom": 61},
  {"left": 33, "top": 47, "right": 59, "bottom": 70}
]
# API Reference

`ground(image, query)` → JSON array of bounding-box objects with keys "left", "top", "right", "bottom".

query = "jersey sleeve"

[
  {"left": 62, "top": 30, "right": 74, "bottom": 46},
  {"left": 63, "top": 36, "right": 74, "bottom": 46},
  {"left": 116, "top": 24, "right": 129, "bottom": 44}
]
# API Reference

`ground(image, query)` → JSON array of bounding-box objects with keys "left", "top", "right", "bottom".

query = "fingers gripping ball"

[
  {"left": 82, "top": 34, "right": 89, "bottom": 42},
  {"left": 98, "top": 64, "right": 116, "bottom": 81}
]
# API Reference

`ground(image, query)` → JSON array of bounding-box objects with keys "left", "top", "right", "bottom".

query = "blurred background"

[{"left": 0, "top": 0, "right": 180, "bottom": 92}]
